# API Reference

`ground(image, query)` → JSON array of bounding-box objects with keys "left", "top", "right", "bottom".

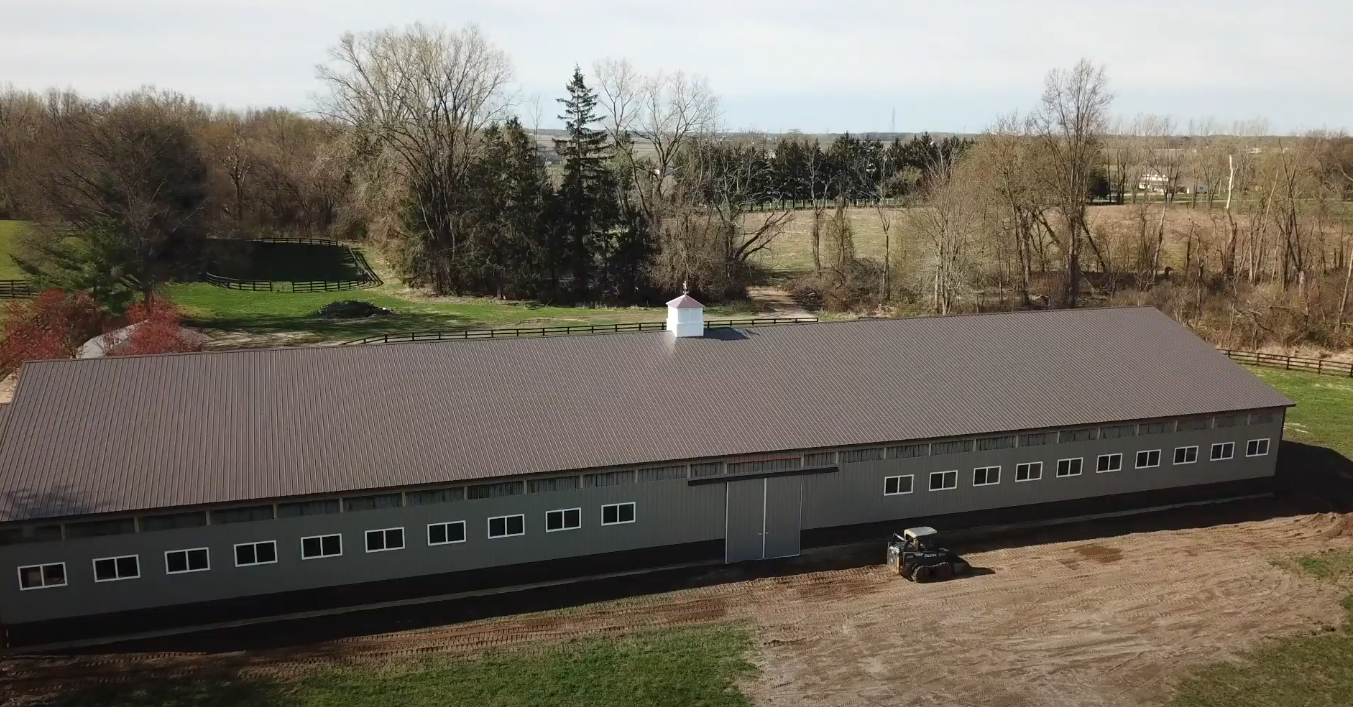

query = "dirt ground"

[
  {"left": 5, "top": 508, "right": 1352, "bottom": 706},
  {"left": 748, "top": 512, "right": 1352, "bottom": 707}
]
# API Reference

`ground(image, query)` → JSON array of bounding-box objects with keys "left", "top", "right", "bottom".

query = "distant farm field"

[{"left": 746, "top": 203, "right": 1316, "bottom": 277}]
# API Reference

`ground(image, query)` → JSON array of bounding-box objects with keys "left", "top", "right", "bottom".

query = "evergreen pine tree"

[
  {"left": 554, "top": 66, "right": 616, "bottom": 302},
  {"left": 501, "top": 119, "right": 554, "bottom": 298}
]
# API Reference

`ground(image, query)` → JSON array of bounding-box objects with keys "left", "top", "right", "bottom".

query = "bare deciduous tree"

[
  {"left": 594, "top": 58, "right": 719, "bottom": 241},
  {"left": 970, "top": 114, "right": 1054, "bottom": 306},
  {"left": 317, "top": 22, "right": 513, "bottom": 292},
  {"left": 22, "top": 90, "right": 211, "bottom": 307},
  {"left": 1031, "top": 59, "right": 1113, "bottom": 307},
  {"left": 910, "top": 153, "right": 977, "bottom": 314},
  {"left": 0, "top": 84, "right": 45, "bottom": 217}
]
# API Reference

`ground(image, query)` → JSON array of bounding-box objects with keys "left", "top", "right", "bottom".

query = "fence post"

[
  {"left": 1318, "top": 360, "right": 1324, "bottom": 374},
  {"left": 1286, "top": 355, "right": 1291, "bottom": 370}
]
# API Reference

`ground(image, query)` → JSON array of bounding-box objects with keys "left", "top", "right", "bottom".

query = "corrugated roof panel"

[{"left": 0, "top": 307, "right": 1292, "bottom": 522}]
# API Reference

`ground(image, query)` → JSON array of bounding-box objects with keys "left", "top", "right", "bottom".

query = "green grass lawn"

[
  {"left": 1246, "top": 366, "right": 1353, "bottom": 459},
  {"left": 167, "top": 282, "right": 675, "bottom": 344},
  {"left": 0, "top": 219, "right": 29, "bottom": 279},
  {"left": 45, "top": 624, "right": 754, "bottom": 707}
]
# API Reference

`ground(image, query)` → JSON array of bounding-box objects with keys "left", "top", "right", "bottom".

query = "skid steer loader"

[{"left": 886, "top": 526, "right": 970, "bottom": 582}]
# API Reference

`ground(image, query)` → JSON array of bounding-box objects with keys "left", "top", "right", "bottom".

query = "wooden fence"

[
  {"left": 344, "top": 317, "right": 819, "bottom": 345},
  {"left": 204, "top": 273, "right": 378, "bottom": 293},
  {"left": 704, "top": 317, "right": 820, "bottom": 329},
  {"left": 251, "top": 237, "right": 340, "bottom": 246},
  {"left": 0, "top": 280, "right": 35, "bottom": 299},
  {"left": 746, "top": 198, "right": 905, "bottom": 213},
  {"left": 1222, "top": 349, "right": 1353, "bottom": 378}
]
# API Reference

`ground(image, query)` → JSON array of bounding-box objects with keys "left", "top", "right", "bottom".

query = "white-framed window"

[
  {"left": 488, "top": 514, "right": 526, "bottom": 538},
  {"left": 301, "top": 534, "right": 343, "bottom": 560},
  {"left": 1211, "top": 442, "right": 1235, "bottom": 461},
  {"left": 17, "top": 562, "right": 66, "bottom": 591},
  {"left": 1016, "top": 462, "right": 1043, "bottom": 482},
  {"left": 234, "top": 540, "right": 278, "bottom": 567},
  {"left": 1174, "top": 446, "right": 1199, "bottom": 465},
  {"left": 1096, "top": 453, "right": 1123, "bottom": 473},
  {"left": 1057, "top": 458, "right": 1083, "bottom": 478},
  {"left": 546, "top": 508, "right": 582, "bottom": 532},
  {"left": 1246, "top": 438, "right": 1271, "bottom": 457},
  {"left": 92, "top": 555, "right": 140, "bottom": 583},
  {"left": 428, "top": 521, "right": 467, "bottom": 546},
  {"left": 165, "top": 548, "right": 210, "bottom": 574},
  {"left": 973, "top": 466, "right": 1000, "bottom": 486},
  {"left": 929, "top": 470, "right": 958, "bottom": 491},
  {"left": 601, "top": 502, "right": 637, "bottom": 525},
  {"left": 365, "top": 527, "right": 405, "bottom": 553},
  {"left": 883, "top": 475, "right": 914, "bottom": 496},
  {"left": 1136, "top": 449, "right": 1162, "bottom": 469}
]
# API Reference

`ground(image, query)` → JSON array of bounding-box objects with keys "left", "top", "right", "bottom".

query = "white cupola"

[{"left": 666, "top": 285, "right": 704, "bottom": 338}]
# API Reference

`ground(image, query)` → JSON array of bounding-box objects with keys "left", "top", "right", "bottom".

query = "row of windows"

[
  {"left": 16, "top": 503, "right": 639, "bottom": 591},
  {"left": 881, "top": 440, "right": 1268, "bottom": 495},
  {"left": 17, "top": 438, "right": 1277, "bottom": 589}
]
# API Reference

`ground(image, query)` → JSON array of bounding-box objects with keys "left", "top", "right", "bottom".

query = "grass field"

[
  {"left": 0, "top": 220, "right": 28, "bottom": 279},
  {"left": 46, "top": 624, "right": 754, "bottom": 707},
  {"left": 748, "top": 202, "right": 1353, "bottom": 278},
  {"left": 168, "top": 282, "right": 673, "bottom": 344},
  {"left": 1247, "top": 366, "right": 1353, "bottom": 459}
]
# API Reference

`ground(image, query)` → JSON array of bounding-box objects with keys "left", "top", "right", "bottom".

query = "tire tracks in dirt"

[{"left": 4, "top": 513, "right": 1351, "bottom": 706}]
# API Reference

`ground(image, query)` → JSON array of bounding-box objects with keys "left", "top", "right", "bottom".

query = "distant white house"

[{"left": 1138, "top": 169, "right": 1207, "bottom": 196}]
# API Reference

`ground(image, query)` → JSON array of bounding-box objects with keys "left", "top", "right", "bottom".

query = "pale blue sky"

[{"left": 2, "top": 0, "right": 1348, "bottom": 133}]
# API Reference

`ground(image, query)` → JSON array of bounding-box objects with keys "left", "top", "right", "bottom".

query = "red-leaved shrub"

[
  {"left": 0, "top": 289, "right": 105, "bottom": 376},
  {"left": 104, "top": 297, "right": 203, "bottom": 357}
]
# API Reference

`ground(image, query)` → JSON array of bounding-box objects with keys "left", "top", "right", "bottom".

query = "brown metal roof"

[{"left": 0, "top": 307, "right": 1292, "bottom": 522}]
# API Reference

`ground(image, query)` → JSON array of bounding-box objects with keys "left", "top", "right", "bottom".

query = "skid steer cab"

[{"left": 886, "top": 526, "right": 970, "bottom": 582}]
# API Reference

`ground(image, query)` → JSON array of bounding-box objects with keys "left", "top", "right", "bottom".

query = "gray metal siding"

[
  {"left": 763, "top": 477, "right": 803, "bottom": 559},
  {"left": 802, "top": 422, "right": 1283, "bottom": 529},
  {"left": 1, "top": 478, "right": 725, "bottom": 624},
  {"left": 724, "top": 480, "right": 764, "bottom": 563}
]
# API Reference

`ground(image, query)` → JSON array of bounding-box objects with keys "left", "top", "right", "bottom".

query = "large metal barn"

[{"left": 0, "top": 302, "right": 1291, "bottom": 647}]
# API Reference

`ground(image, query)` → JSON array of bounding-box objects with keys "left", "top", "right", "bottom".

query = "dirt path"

[
  {"left": 5, "top": 512, "right": 1351, "bottom": 705},
  {"left": 746, "top": 285, "right": 811, "bottom": 317}
]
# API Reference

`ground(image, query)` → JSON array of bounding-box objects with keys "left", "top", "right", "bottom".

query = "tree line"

[
  {"left": 0, "top": 88, "right": 349, "bottom": 312},
  {"left": 0, "top": 22, "right": 972, "bottom": 311},
  {"left": 890, "top": 60, "right": 1353, "bottom": 350},
  {"left": 1, "top": 22, "right": 1350, "bottom": 350}
]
